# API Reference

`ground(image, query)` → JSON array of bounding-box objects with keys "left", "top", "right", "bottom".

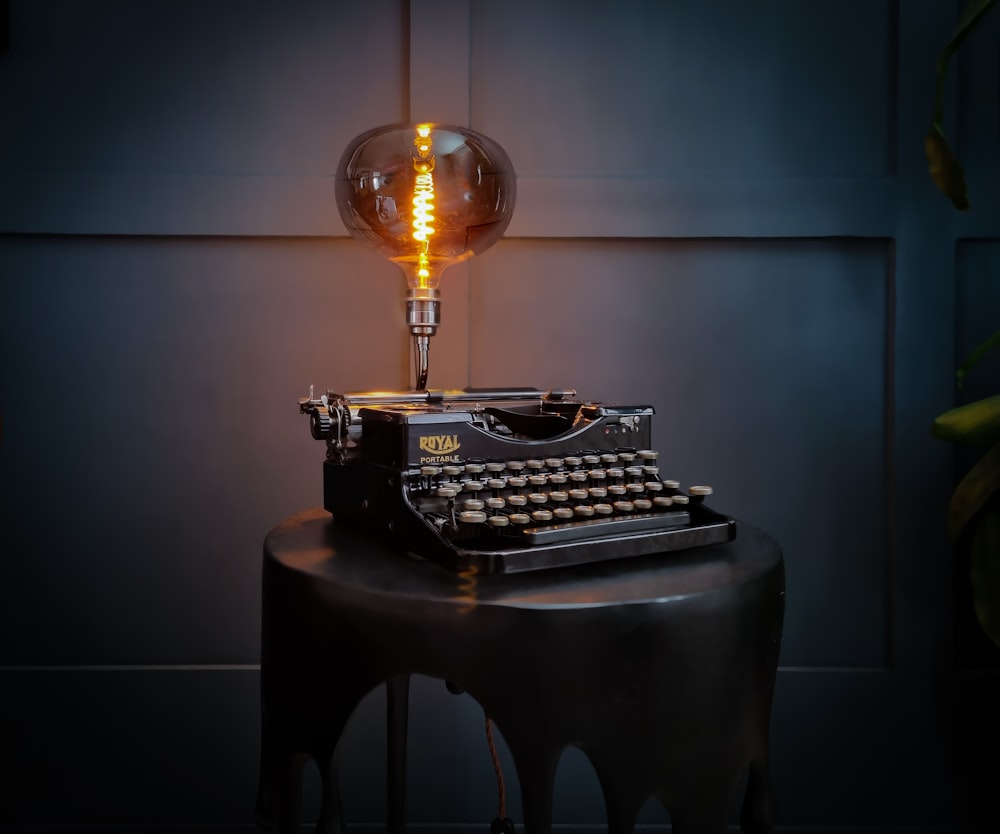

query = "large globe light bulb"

[{"left": 335, "top": 123, "right": 516, "bottom": 390}]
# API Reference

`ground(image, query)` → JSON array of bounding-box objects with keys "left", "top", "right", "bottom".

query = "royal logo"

[{"left": 419, "top": 434, "right": 461, "bottom": 455}]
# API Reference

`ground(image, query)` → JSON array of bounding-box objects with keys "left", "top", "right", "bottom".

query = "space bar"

[{"left": 522, "top": 510, "right": 691, "bottom": 545}]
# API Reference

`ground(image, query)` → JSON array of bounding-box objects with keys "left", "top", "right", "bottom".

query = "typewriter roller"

[{"left": 300, "top": 387, "right": 735, "bottom": 574}]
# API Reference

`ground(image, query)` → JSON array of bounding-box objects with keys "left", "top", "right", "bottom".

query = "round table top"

[{"left": 265, "top": 509, "right": 783, "bottom": 611}]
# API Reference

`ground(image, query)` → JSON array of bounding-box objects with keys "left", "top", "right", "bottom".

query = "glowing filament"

[{"left": 412, "top": 172, "right": 435, "bottom": 243}]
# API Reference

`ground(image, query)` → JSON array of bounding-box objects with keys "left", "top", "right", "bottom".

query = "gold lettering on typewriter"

[{"left": 418, "top": 434, "right": 461, "bottom": 456}]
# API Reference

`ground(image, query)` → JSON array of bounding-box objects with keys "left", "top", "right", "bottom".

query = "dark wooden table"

[{"left": 255, "top": 508, "right": 784, "bottom": 834}]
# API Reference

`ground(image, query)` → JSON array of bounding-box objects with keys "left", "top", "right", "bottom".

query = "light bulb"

[{"left": 335, "top": 123, "right": 516, "bottom": 390}]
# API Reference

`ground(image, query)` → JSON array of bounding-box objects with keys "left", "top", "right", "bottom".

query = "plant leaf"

[
  {"left": 956, "top": 328, "right": 1000, "bottom": 389},
  {"left": 948, "top": 440, "right": 1000, "bottom": 540},
  {"left": 969, "top": 495, "right": 1000, "bottom": 651},
  {"left": 925, "top": 128, "right": 970, "bottom": 210},
  {"left": 933, "top": 395, "right": 1000, "bottom": 446},
  {"left": 927, "top": 0, "right": 997, "bottom": 210}
]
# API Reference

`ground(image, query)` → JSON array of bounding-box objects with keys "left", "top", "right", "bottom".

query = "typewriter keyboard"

[{"left": 405, "top": 449, "right": 715, "bottom": 548}]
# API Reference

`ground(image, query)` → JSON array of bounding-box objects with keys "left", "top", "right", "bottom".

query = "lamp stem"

[{"left": 413, "top": 334, "right": 430, "bottom": 391}]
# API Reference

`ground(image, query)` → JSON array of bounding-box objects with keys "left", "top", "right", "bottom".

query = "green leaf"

[
  {"left": 956, "top": 328, "right": 1000, "bottom": 389},
  {"left": 927, "top": 0, "right": 998, "bottom": 210},
  {"left": 948, "top": 440, "right": 1000, "bottom": 540},
  {"left": 933, "top": 395, "right": 1000, "bottom": 446},
  {"left": 969, "top": 495, "right": 1000, "bottom": 651},
  {"left": 925, "top": 128, "right": 970, "bottom": 211}
]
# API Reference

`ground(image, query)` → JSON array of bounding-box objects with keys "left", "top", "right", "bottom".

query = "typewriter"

[{"left": 299, "top": 386, "right": 736, "bottom": 574}]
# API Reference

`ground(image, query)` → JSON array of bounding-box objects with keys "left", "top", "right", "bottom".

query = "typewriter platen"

[{"left": 299, "top": 387, "right": 735, "bottom": 574}]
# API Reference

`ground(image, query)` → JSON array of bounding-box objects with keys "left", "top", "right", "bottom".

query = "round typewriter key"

[
  {"left": 549, "top": 490, "right": 569, "bottom": 503},
  {"left": 487, "top": 478, "right": 506, "bottom": 490},
  {"left": 420, "top": 465, "right": 442, "bottom": 477},
  {"left": 593, "top": 502, "right": 614, "bottom": 515},
  {"left": 529, "top": 492, "right": 549, "bottom": 504},
  {"left": 633, "top": 498, "right": 653, "bottom": 511},
  {"left": 464, "top": 462, "right": 485, "bottom": 475},
  {"left": 545, "top": 457, "right": 564, "bottom": 469},
  {"left": 507, "top": 476, "right": 527, "bottom": 489},
  {"left": 627, "top": 483, "right": 645, "bottom": 494},
  {"left": 614, "top": 501, "right": 635, "bottom": 513},
  {"left": 464, "top": 480, "right": 485, "bottom": 492},
  {"left": 554, "top": 507, "right": 574, "bottom": 520},
  {"left": 506, "top": 460, "right": 526, "bottom": 472},
  {"left": 672, "top": 494, "right": 690, "bottom": 505},
  {"left": 589, "top": 487, "right": 608, "bottom": 498},
  {"left": 531, "top": 509, "right": 553, "bottom": 522},
  {"left": 582, "top": 454, "right": 601, "bottom": 465},
  {"left": 526, "top": 459, "right": 545, "bottom": 470},
  {"left": 601, "top": 453, "right": 618, "bottom": 465},
  {"left": 486, "top": 462, "right": 507, "bottom": 473},
  {"left": 441, "top": 481, "right": 463, "bottom": 492},
  {"left": 528, "top": 475, "right": 548, "bottom": 487},
  {"left": 463, "top": 499, "right": 485, "bottom": 511},
  {"left": 588, "top": 469, "right": 607, "bottom": 480},
  {"left": 625, "top": 466, "right": 644, "bottom": 480},
  {"left": 662, "top": 480, "right": 680, "bottom": 490},
  {"left": 608, "top": 484, "right": 627, "bottom": 496},
  {"left": 569, "top": 470, "right": 588, "bottom": 482},
  {"left": 459, "top": 510, "right": 487, "bottom": 524},
  {"left": 443, "top": 465, "right": 464, "bottom": 477},
  {"left": 564, "top": 456, "right": 583, "bottom": 468},
  {"left": 548, "top": 472, "right": 567, "bottom": 484},
  {"left": 436, "top": 487, "right": 459, "bottom": 498},
  {"left": 507, "top": 494, "right": 528, "bottom": 507},
  {"left": 642, "top": 465, "right": 660, "bottom": 476},
  {"left": 689, "top": 485, "right": 714, "bottom": 497},
  {"left": 509, "top": 512, "right": 531, "bottom": 525},
  {"left": 617, "top": 451, "right": 637, "bottom": 464},
  {"left": 488, "top": 515, "right": 510, "bottom": 528},
  {"left": 568, "top": 488, "right": 589, "bottom": 501},
  {"left": 574, "top": 505, "right": 596, "bottom": 517},
  {"left": 607, "top": 467, "right": 624, "bottom": 480},
  {"left": 653, "top": 495, "right": 674, "bottom": 507},
  {"left": 637, "top": 450, "right": 659, "bottom": 460},
  {"left": 485, "top": 497, "right": 506, "bottom": 509},
  {"left": 645, "top": 481, "right": 664, "bottom": 492}
]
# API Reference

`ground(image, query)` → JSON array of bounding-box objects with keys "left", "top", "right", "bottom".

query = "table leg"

[{"left": 386, "top": 675, "right": 410, "bottom": 834}]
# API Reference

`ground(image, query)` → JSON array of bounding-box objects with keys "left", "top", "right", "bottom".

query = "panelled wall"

[{"left": 0, "top": 1, "right": 996, "bottom": 831}]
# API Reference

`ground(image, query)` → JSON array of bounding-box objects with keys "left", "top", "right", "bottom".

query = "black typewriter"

[{"left": 300, "top": 387, "right": 735, "bottom": 574}]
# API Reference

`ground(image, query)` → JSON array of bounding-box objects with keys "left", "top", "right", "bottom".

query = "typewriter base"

[{"left": 256, "top": 508, "right": 785, "bottom": 834}]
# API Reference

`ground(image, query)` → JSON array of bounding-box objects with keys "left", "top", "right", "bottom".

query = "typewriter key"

[
  {"left": 689, "top": 485, "right": 714, "bottom": 496},
  {"left": 637, "top": 450, "right": 659, "bottom": 460},
  {"left": 593, "top": 503, "right": 614, "bottom": 515},
  {"left": 601, "top": 453, "right": 618, "bottom": 465},
  {"left": 574, "top": 505, "right": 595, "bottom": 517},
  {"left": 507, "top": 494, "right": 528, "bottom": 507},
  {"left": 485, "top": 497, "right": 506, "bottom": 509},
  {"left": 662, "top": 480, "right": 680, "bottom": 490},
  {"left": 549, "top": 490, "right": 569, "bottom": 503},
  {"left": 672, "top": 494, "right": 690, "bottom": 505},
  {"left": 443, "top": 465, "right": 464, "bottom": 477},
  {"left": 589, "top": 487, "right": 608, "bottom": 499},
  {"left": 653, "top": 495, "right": 674, "bottom": 507},
  {"left": 545, "top": 457, "right": 564, "bottom": 470},
  {"left": 645, "top": 481, "right": 664, "bottom": 492},
  {"left": 608, "top": 485, "right": 627, "bottom": 496},
  {"left": 528, "top": 493, "right": 548, "bottom": 505},
  {"left": 614, "top": 501, "right": 635, "bottom": 513},
  {"left": 459, "top": 510, "right": 487, "bottom": 524},
  {"left": 506, "top": 460, "right": 526, "bottom": 472},
  {"left": 463, "top": 499, "right": 486, "bottom": 511},
  {"left": 526, "top": 459, "right": 545, "bottom": 470},
  {"left": 420, "top": 465, "right": 442, "bottom": 477},
  {"left": 485, "top": 462, "right": 507, "bottom": 473},
  {"left": 568, "top": 489, "right": 589, "bottom": 501},
  {"left": 531, "top": 509, "right": 553, "bottom": 523},
  {"left": 509, "top": 512, "right": 530, "bottom": 525},
  {"left": 464, "top": 480, "right": 485, "bottom": 492},
  {"left": 487, "top": 515, "right": 510, "bottom": 528},
  {"left": 564, "top": 456, "right": 582, "bottom": 467},
  {"left": 627, "top": 483, "right": 645, "bottom": 494},
  {"left": 633, "top": 498, "right": 653, "bottom": 511},
  {"left": 464, "top": 462, "right": 485, "bottom": 475}
]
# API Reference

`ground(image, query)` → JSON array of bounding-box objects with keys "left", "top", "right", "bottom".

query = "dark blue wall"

[{"left": 1, "top": 1, "right": 998, "bottom": 831}]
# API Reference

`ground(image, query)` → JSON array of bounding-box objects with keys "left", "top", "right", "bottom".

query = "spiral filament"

[{"left": 412, "top": 124, "right": 436, "bottom": 289}]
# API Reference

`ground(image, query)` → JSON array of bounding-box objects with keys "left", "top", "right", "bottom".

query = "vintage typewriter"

[{"left": 299, "top": 386, "right": 735, "bottom": 574}]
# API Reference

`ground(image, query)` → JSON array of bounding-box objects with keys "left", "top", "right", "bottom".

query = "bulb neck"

[{"left": 406, "top": 287, "right": 441, "bottom": 337}]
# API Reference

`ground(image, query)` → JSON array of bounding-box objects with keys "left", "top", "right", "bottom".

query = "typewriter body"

[{"left": 300, "top": 387, "right": 735, "bottom": 574}]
